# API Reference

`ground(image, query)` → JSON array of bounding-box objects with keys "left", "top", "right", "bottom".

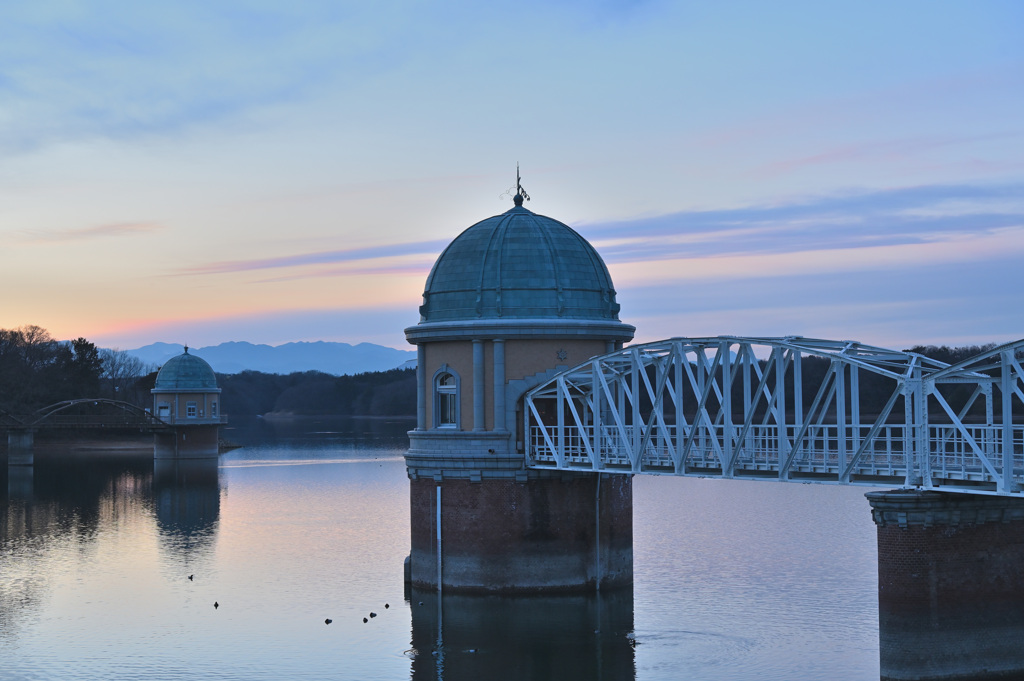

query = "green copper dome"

[
  {"left": 152, "top": 348, "right": 220, "bottom": 393},
  {"left": 419, "top": 205, "right": 621, "bottom": 322}
]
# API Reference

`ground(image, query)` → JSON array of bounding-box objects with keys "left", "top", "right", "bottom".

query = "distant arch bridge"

[
  {"left": 524, "top": 336, "right": 1024, "bottom": 497},
  {"left": 3, "top": 399, "right": 171, "bottom": 432}
]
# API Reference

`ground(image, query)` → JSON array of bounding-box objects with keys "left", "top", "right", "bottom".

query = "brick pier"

[{"left": 867, "top": 490, "right": 1024, "bottom": 680}]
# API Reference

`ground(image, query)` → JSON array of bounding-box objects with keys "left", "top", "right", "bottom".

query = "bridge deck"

[{"left": 1, "top": 399, "right": 223, "bottom": 432}]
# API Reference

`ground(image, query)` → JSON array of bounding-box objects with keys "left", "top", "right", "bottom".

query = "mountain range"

[{"left": 125, "top": 341, "right": 416, "bottom": 376}]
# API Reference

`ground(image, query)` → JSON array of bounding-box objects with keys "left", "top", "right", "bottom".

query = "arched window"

[{"left": 434, "top": 368, "right": 460, "bottom": 429}]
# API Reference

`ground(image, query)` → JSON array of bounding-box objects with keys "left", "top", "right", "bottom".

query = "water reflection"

[
  {"left": 1, "top": 452, "right": 158, "bottom": 645},
  {"left": 880, "top": 604, "right": 1024, "bottom": 681},
  {"left": 3, "top": 455, "right": 221, "bottom": 580},
  {"left": 153, "top": 458, "right": 221, "bottom": 571},
  {"left": 6, "top": 465, "right": 33, "bottom": 500},
  {"left": 3, "top": 452, "right": 155, "bottom": 537},
  {"left": 409, "top": 587, "right": 636, "bottom": 681}
]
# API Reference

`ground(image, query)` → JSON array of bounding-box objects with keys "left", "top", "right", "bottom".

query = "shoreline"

[{"left": 257, "top": 412, "right": 416, "bottom": 420}]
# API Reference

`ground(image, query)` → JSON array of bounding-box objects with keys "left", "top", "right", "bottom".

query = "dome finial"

[
  {"left": 184, "top": 345, "right": 189, "bottom": 354},
  {"left": 514, "top": 163, "right": 530, "bottom": 206}
]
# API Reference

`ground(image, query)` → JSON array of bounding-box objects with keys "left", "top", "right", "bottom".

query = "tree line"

[
  {"left": 0, "top": 325, "right": 414, "bottom": 417},
  {"left": 217, "top": 367, "right": 415, "bottom": 416},
  {"left": 1, "top": 325, "right": 110, "bottom": 412}
]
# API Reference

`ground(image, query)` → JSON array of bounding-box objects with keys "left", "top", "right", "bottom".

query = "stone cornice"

[
  {"left": 866, "top": 489, "right": 1024, "bottom": 528},
  {"left": 405, "top": 318, "right": 635, "bottom": 344}
]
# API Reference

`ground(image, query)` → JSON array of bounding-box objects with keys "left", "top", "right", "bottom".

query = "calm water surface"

[{"left": 1, "top": 417, "right": 881, "bottom": 680}]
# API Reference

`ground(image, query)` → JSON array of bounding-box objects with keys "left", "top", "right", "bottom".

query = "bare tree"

[{"left": 100, "top": 348, "right": 154, "bottom": 406}]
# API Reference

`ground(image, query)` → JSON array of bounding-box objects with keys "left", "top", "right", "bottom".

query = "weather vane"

[
  {"left": 515, "top": 164, "right": 530, "bottom": 203},
  {"left": 501, "top": 163, "right": 531, "bottom": 205}
]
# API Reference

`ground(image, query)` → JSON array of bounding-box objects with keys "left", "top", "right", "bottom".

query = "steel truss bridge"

[
  {"left": 1, "top": 399, "right": 171, "bottom": 431},
  {"left": 524, "top": 337, "right": 1024, "bottom": 497}
]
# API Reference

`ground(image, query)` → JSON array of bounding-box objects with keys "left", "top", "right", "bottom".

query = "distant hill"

[{"left": 126, "top": 341, "right": 416, "bottom": 376}]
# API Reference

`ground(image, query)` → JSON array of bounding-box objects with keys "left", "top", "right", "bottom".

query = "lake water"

[{"left": 1, "top": 417, "right": 883, "bottom": 680}]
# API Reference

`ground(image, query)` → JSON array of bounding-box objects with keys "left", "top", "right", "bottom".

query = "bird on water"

[
  {"left": 324, "top": 618, "right": 332, "bottom": 625},
  {"left": 214, "top": 602, "right": 219, "bottom": 609}
]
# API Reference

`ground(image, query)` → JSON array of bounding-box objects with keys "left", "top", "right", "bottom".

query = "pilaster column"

[
  {"left": 493, "top": 339, "right": 506, "bottom": 432},
  {"left": 473, "top": 339, "right": 485, "bottom": 431},
  {"left": 416, "top": 345, "right": 426, "bottom": 430}
]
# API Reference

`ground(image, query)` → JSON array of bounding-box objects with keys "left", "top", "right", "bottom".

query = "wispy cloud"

[
  {"left": 178, "top": 182, "right": 1024, "bottom": 288},
  {"left": 577, "top": 182, "right": 1024, "bottom": 265},
  {"left": 178, "top": 238, "right": 450, "bottom": 276},
  {"left": 756, "top": 132, "right": 1020, "bottom": 177},
  {"left": 21, "top": 221, "right": 164, "bottom": 243},
  {"left": 619, "top": 243, "right": 1024, "bottom": 349},
  {"left": 249, "top": 258, "right": 436, "bottom": 285}
]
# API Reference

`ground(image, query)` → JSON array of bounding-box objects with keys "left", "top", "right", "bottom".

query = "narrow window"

[
  {"left": 436, "top": 372, "right": 458, "bottom": 428},
  {"left": 186, "top": 401, "right": 197, "bottom": 418},
  {"left": 211, "top": 401, "right": 218, "bottom": 417}
]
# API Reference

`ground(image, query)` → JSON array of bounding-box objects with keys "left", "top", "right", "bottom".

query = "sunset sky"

[{"left": 2, "top": 1, "right": 1022, "bottom": 352}]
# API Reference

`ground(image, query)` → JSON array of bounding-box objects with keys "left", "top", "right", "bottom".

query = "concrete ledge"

[{"left": 407, "top": 429, "right": 518, "bottom": 478}]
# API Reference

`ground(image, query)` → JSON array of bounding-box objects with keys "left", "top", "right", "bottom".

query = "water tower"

[
  {"left": 151, "top": 347, "right": 223, "bottom": 458},
  {"left": 405, "top": 179, "right": 635, "bottom": 592}
]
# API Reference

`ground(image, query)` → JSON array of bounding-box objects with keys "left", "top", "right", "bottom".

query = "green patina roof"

[
  {"left": 152, "top": 349, "right": 220, "bottom": 392},
  {"left": 419, "top": 205, "right": 621, "bottom": 322}
]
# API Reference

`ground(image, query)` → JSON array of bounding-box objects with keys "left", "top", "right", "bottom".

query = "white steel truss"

[{"left": 524, "top": 336, "right": 1024, "bottom": 496}]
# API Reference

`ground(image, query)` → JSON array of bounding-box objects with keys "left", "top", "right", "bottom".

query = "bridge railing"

[
  {"left": 529, "top": 422, "right": 1024, "bottom": 486},
  {"left": 32, "top": 414, "right": 169, "bottom": 429},
  {"left": 529, "top": 423, "right": 914, "bottom": 475}
]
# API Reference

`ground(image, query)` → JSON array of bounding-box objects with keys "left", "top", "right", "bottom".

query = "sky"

[{"left": 2, "top": 1, "right": 1022, "bottom": 352}]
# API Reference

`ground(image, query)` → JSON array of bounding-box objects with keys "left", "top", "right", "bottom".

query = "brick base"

[
  {"left": 867, "top": 490, "right": 1024, "bottom": 680},
  {"left": 154, "top": 426, "right": 220, "bottom": 459},
  {"left": 410, "top": 474, "right": 633, "bottom": 593}
]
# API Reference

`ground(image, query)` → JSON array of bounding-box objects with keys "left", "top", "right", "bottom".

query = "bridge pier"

[
  {"left": 7, "top": 465, "right": 33, "bottom": 499},
  {"left": 867, "top": 490, "right": 1024, "bottom": 681},
  {"left": 7, "top": 429, "right": 34, "bottom": 466}
]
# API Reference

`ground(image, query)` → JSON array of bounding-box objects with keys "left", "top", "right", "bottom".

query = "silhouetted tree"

[
  {"left": 66, "top": 337, "right": 104, "bottom": 398},
  {"left": 100, "top": 348, "right": 154, "bottom": 405}
]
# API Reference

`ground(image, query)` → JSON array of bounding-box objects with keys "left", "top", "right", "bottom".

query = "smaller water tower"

[{"left": 151, "top": 347, "right": 224, "bottom": 458}]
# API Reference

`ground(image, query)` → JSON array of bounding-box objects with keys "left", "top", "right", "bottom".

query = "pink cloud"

[{"left": 22, "top": 221, "right": 164, "bottom": 243}]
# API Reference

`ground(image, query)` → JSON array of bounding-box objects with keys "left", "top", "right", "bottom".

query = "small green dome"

[
  {"left": 420, "top": 205, "right": 621, "bottom": 322},
  {"left": 152, "top": 349, "right": 220, "bottom": 392}
]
